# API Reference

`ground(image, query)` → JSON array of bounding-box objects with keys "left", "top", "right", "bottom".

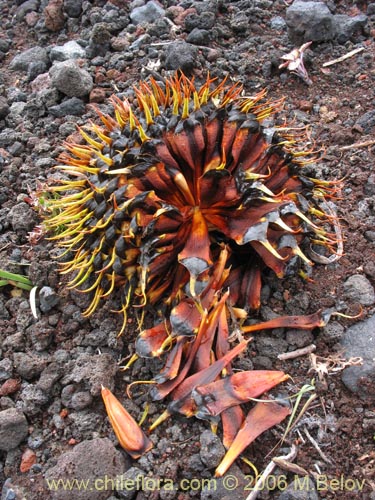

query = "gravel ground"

[{"left": 0, "top": 1, "right": 375, "bottom": 499}]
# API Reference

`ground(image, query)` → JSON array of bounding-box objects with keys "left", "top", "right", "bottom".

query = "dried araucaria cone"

[
  {"left": 43, "top": 72, "right": 341, "bottom": 331},
  {"left": 43, "top": 71, "right": 343, "bottom": 465}
]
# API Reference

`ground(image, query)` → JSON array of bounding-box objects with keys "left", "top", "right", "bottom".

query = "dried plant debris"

[
  {"left": 279, "top": 42, "right": 313, "bottom": 86},
  {"left": 309, "top": 352, "right": 363, "bottom": 381}
]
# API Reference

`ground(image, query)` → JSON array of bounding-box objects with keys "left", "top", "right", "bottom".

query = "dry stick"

[
  {"left": 322, "top": 47, "right": 365, "bottom": 67},
  {"left": 304, "top": 427, "right": 333, "bottom": 465},
  {"left": 278, "top": 344, "right": 316, "bottom": 361},
  {"left": 339, "top": 139, "right": 375, "bottom": 151},
  {"left": 272, "top": 457, "right": 309, "bottom": 476},
  {"left": 245, "top": 445, "right": 298, "bottom": 500}
]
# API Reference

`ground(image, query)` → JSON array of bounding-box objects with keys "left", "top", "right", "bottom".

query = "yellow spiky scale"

[
  {"left": 137, "top": 125, "right": 150, "bottom": 143},
  {"left": 79, "top": 128, "right": 104, "bottom": 150},
  {"left": 90, "top": 123, "right": 112, "bottom": 145}
]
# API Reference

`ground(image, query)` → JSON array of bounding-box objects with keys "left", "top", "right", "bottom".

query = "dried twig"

[
  {"left": 339, "top": 139, "right": 375, "bottom": 151},
  {"left": 278, "top": 344, "right": 316, "bottom": 361},
  {"left": 245, "top": 445, "right": 298, "bottom": 500},
  {"left": 272, "top": 457, "right": 309, "bottom": 476},
  {"left": 322, "top": 47, "right": 365, "bottom": 67},
  {"left": 304, "top": 427, "right": 333, "bottom": 465}
]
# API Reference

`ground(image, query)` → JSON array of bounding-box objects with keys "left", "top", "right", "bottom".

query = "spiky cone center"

[{"left": 44, "top": 72, "right": 341, "bottom": 324}]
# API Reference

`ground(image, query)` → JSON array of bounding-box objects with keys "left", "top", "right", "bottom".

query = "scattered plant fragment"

[
  {"left": 0, "top": 269, "right": 33, "bottom": 291},
  {"left": 309, "top": 352, "right": 363, "bottom": 381},
  {"left": 279, "top": 41, "right": 313, "bottom": 85},
  {"left": 43, "top": 72, "right": 343, "bottom": 470},
  {"left": 0, "top": 269, "right": 38, "bottom": 319},
  {"left": 215, "top": 400, "right": 291, "bottom": 477}
]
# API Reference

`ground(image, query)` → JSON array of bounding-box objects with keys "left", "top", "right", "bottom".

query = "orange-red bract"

[
  {"left": 215, "top": 401, "right": 291, "bottom": 477},
  {"left": 101, "top": 386, "right": 153, "bottom": 459}
]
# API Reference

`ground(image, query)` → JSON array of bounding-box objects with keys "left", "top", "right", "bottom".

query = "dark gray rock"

[
  {"left": 9, "top": 46, "right": 49, "bottom": 72},
  {"left": 364, "top": 175, "right": 375, "bottom": 196},
  {"left": 25, "top": 95, "right": 48, "bottom": 119},
  {"left": 1, "top": 477, "right": 29, "bottom": 500},
  {"left": 49, "top": 40, "right": 86, "bottom": 62},
  {"left": 286, "top": 1, "right": 334, "bottom": 44},
  {"left": 230, "top": 11, "right": 248, "bottom": 33},
  {"left": 8, "top": 141, "right": 24, "bottom": 156},
  {"left": 86, "top": 23, "right": 112, "bottom": 58},
  {"left": 343, "top": 274, "right": 375, "bottom": 306},
  {"left": 78, "top": 328, "right": 109, "bottom": 347},
  {"left": 0, "top": 128, "right": 22, "bottom": 148},
  {"left": 185, "top": 11, "right": 216, "bottom": 31},
  {"left": 0, "top": 358, "right": 13, "bottom": 382},
  {"left": 2, "top": 332, "right": 25, "bottom": 352},
  {"left": 321, "top": 321, "right": 344, "bottom": 343},
  {"left": 70, "top": 391, "right": 93, "bottom": 410},
  {"left": 0, "top": 408, "right": 28, "bottom": 450},
  {"left": 186, "top": 28, "right": 210, "bottom": 45},
  {"left": 130, "top": 1, "right": 165, "bottom": 25},
  {"left": 199, "top": 430, "right": 225, "bottom": 469},
  {"left": 333, "top": 14, "right": 367, "bottom": 44},
  {"left": 355, "top": 109, "right": 375, "bottom": 134},
  {"left": 102, "top": 8, "right": 129, "bottom": 32},
  {"left": 0, "top": 296, "right": 10, "bottom": 319},
  {"left": 44, "top": 438, "right": 128, "bottom": 500},
  {"left": 27, "top": 60, "right": 48, "bottom": 81},
  {"left": 0, "top": 96, "right": 9, "bottom": 119},
  {"left": 271, "top": 16, "right": 287, "bottom": 31},
  {"left": 7, "top": 102, "right": 27, "bottom": 127},
  {"left": 61, "top": 384, "right": 92, "bottom": 410},
  {"left": 64, "top": 0, "right": 82, "bottom": 18},
  {"left": 15, "top": 0, "right": 40, "bottom": 21},
  {"left": 15, "top": 299, "right": 34, "bottom": 332},
  {"left": 276, "top": 477, "right": 319, "bottom": 499},
  {"left": 0, "top": 39, "right": 9, "bottom": 53},
  {"left": 50, "top": 60, "right": 93, "bottom": 97},
  {"left": 61, "top": 384, "right": 75, "bottom": 407},
  {"left": 37, "top": 362, "right": 63, "bottom": 392},
  {"left": 61, "top": 353, "right": 117, "bottom": 396},
  {"left": 8, "top": 202, "right": 38, "bottom": 233},
  {"left": 49, "top": 96, "right": 86, "bottom": 117},
  {"left": 164, "top": 41, "right": 198, "bottom": 74},
  {"left": 26, "top": 321, "right": 55, "bottom": 351},
  {"left": 255, "top": 334, "right": 289, "bottom": 359},
  {"left": 117, "top": 466, "right": 146, "bottom": 499},
  {"left": 18, "top": 384, "right": 50, "bottom": 416},
  {"left": 7, "top": 87, "right": 27, "bottom": 104},
  {"left": 146, "top": 17, "right": 170, "bottom": 37},
  {"left": 365, "top": 230, "right": 375, "bottom": 242},
  {"left": 252, "top": 355, "right": 273, "bottom": 369},
  {"left": 286, "top": 329, "right": 314, "bottom": 348},
  {"left": 67, "top": 410, "right": 103, "bottom": 438},
  {"left": 368, "top": 4, "right": 375, "bottom": 15},
  {"left": 39, "top": 286, "right": 60, "bottom": 313},
  {"left": 341, "top": 315, "right": 375, "bottom": 401}
]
